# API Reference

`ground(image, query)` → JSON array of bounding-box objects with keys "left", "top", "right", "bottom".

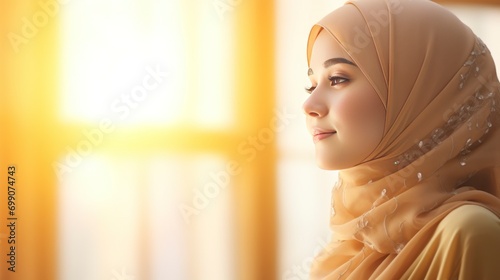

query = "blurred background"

[{"left": 1, "top": 0, "right": 500, "bottom": 279}]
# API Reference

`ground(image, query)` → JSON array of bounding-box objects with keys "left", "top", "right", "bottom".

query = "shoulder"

[
  {"left": 438, "top": 204, "right": 500, "bottom": 241},
  {"left": 403, "top": 205, "right": 500, "bottom": 279},
  {"left": 434, "top": 205, "right": 500, "bottom": 279}
]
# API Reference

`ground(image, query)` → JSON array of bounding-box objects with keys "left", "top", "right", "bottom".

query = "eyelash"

[{"left": 304, "top": 76, "right": 349, "bottom": 94}]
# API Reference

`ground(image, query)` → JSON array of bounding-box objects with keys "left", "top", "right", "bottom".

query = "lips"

[{"left": 312, "top": 128, "right": 337, "bottom": 142}]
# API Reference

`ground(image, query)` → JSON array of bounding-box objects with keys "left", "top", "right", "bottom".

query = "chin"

[
  {"left": 315, "top": 151, "right": 360, "bottom": 170},
  {"left": 315, "top": 156, "right": 341, "bottom": 170}
]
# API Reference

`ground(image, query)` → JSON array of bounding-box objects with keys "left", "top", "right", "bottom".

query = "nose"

[{"left": 303, "top": 91, "right": 327, "bottom": 118}]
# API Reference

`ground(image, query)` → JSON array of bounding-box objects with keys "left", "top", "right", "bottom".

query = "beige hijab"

[{"left": 306, "top": 0, "right": 500, "bottom": 278}]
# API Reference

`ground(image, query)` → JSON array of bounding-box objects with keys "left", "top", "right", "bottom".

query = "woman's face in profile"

[{"left": 304, "top": 30, "right": 386, "bottom": 170}]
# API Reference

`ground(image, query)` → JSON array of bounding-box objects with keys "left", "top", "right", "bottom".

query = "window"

[{"left": 2, "top": 0, "right": 276, "bottom": 279}]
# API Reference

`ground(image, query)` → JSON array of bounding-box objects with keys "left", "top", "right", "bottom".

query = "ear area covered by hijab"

[{"left": 306, "top": 0, "right": 500, "bottom": 279}]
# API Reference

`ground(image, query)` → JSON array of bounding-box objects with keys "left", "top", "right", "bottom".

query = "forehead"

[{"left": 309, "top": 30, "right": 352, "bottom": 69}]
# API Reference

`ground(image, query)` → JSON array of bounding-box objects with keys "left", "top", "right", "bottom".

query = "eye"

[
  {"left": 328, "top": 76, "right": 349, "bottom": 86},
  {"left": 304, "top": 76, "right": 348, "bottom": 94},
  {"left": 304, "top": 85, "right": 316, "bottom": 94}
]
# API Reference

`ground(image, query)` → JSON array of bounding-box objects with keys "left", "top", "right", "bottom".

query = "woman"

[{"left": 304, "top": 0, "right": 500, "bottom": 279}]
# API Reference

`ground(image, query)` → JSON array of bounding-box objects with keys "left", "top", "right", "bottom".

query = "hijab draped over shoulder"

[{"left": 306, "top": 0, "right": 500, "bottom": 278}]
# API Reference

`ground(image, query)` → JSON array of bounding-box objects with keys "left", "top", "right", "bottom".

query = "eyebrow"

[{"left": 308, "top": 57, "right": 357, "bottom": 76}]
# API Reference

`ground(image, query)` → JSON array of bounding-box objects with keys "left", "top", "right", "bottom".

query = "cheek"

[{"left": 333, "top": 86, "right": 385, "bottom": 140}]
